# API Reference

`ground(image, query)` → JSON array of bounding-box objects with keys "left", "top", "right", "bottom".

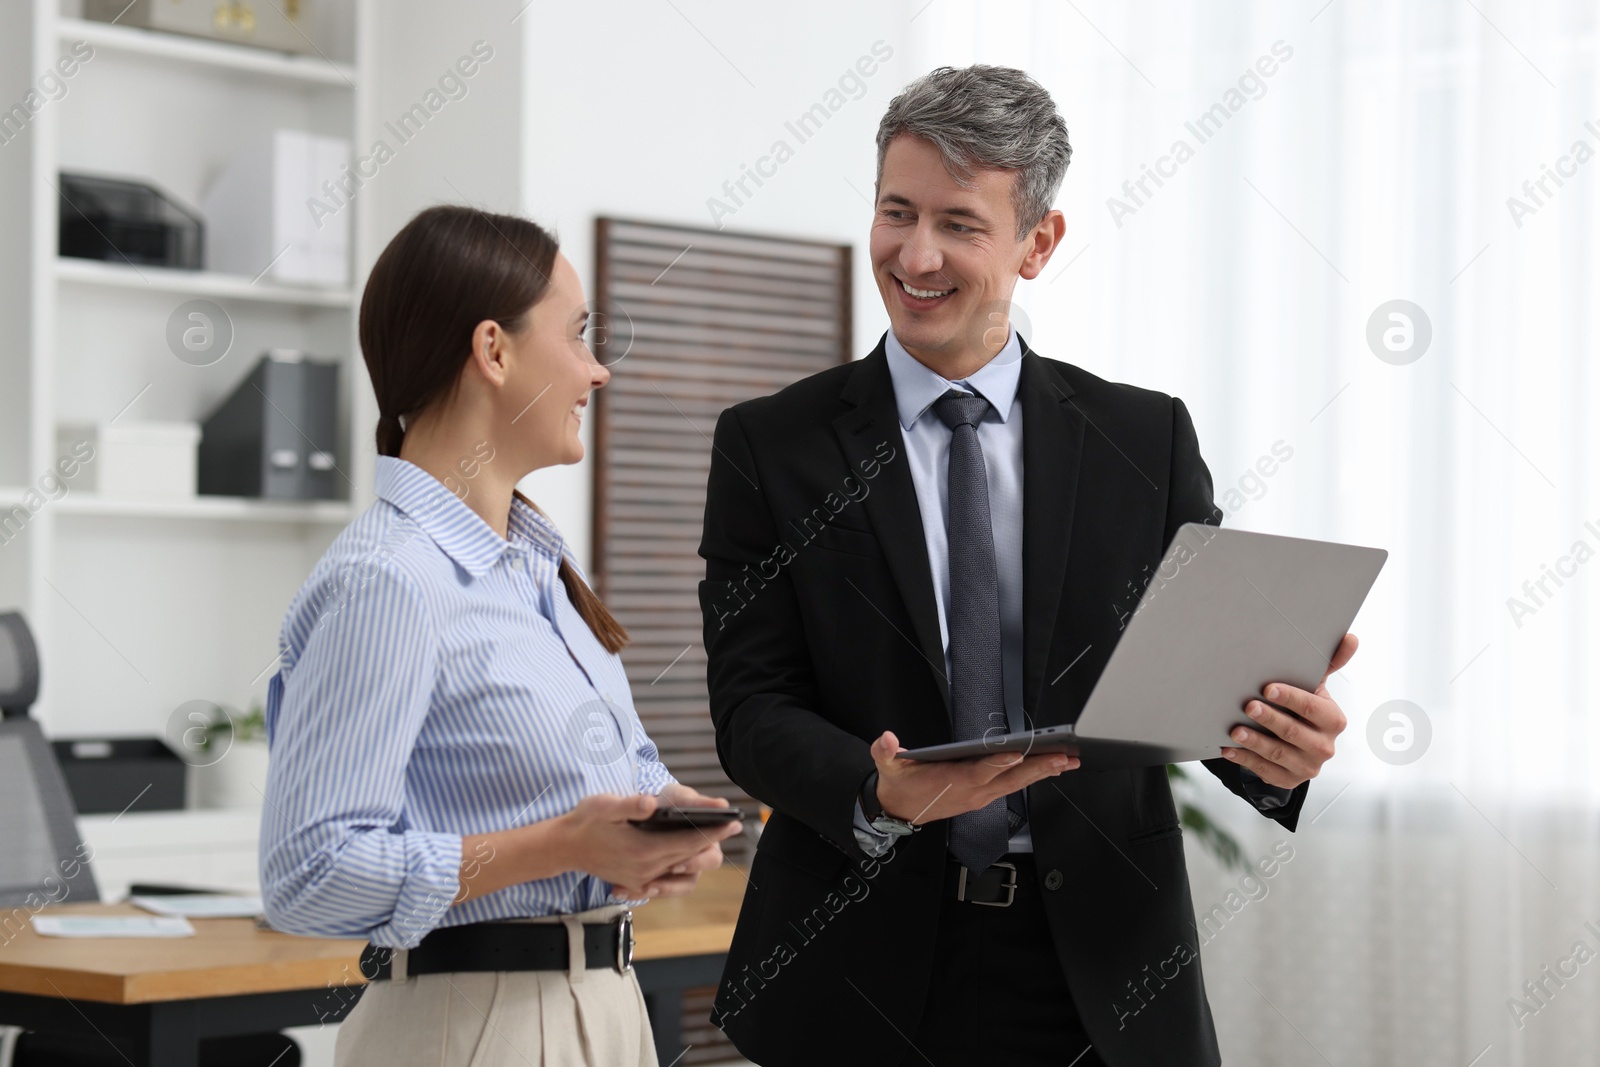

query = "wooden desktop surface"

[{"left": 0, "top": 865, "right": 748, "bottom": 1005}]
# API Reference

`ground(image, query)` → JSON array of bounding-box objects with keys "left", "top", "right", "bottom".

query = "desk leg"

[
  {"left": 141, "top": 1000, "right": 200, "bottom": 1067},
  {"left": 642, "top": 989, "right": 683, "bottom": 1066}
]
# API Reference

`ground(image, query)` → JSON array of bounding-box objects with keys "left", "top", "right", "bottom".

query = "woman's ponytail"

[
  {"left": 376, "top": 412, "right": 406, "bottom": 458},
  {"left": 514, "top": 489, "right": 629, "bottom": 653}
]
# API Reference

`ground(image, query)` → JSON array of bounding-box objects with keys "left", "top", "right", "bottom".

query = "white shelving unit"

[
  {"left": 58, "top": 15, "right": 359, "bottom": 85},
  {"left": 54, "top": 493, "right": 359, "bottom": 523},
  {"left": 2, "top": 0, "right": 378, "bottom": 740},
  {"left": 56, "top": 256, "right": 356, "bottom": 307}
]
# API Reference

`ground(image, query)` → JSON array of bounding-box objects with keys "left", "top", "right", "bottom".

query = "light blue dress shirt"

[
  {"left": 260, "top": 455, "right": 674, "bottom": 948},
  {"left": 853, "top": 330, "right": 1289, "bottom": 858}
]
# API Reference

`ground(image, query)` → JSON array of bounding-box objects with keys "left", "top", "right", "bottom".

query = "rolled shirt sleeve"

[{"left": 637, "top": 739, "right": 678, "bottom": 796}]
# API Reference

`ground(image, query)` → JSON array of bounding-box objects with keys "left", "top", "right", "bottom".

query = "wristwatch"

[{"left": 859, "top": 770, "right": 919, "bottom": 837}]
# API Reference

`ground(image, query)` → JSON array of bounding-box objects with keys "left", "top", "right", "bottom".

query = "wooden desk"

[
  {"left": 632, "top": 861, "right": 746, "bottom": 960},
  {"left": 0, "top": 866, "right": 746, "bottom": 1066}
]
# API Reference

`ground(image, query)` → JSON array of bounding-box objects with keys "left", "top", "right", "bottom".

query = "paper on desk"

[
  {"left": 32, "top": 916, "right": 196, "bottom": 938},
  {"left": 130, "top": 894, "right": 265, "bottom": 919}
]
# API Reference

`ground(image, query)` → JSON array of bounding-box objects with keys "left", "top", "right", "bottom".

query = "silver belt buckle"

[
  {"left": 615, "top": 910, "right": 635, "bottom": 973},
  {"left": 958, "top": 861, "right": 1018, "bottom": 907}
]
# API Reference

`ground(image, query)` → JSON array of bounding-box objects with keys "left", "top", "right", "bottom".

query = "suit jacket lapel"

[
  {"left": 1019, "top": 341, "right": 1086, "bottom": 719},
  {"left": 830, "top": 338, "right": 1086, "bottom": 717},
  {"left": 833, "top": 343, "right": 951, "bottom": 708}
]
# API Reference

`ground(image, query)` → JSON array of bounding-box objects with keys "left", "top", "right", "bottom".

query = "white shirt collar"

[{"left": 883, "top": 326, "right": 1024, "bottom": 431}]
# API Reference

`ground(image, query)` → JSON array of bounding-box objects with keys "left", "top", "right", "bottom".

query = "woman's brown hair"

[{"left": 359, "top": 204, "right": 628, "bottom": 653}]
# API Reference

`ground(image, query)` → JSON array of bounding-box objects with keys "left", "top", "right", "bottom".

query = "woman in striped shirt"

[{"left": 260, "top": 205, "right": 740, "bottom": 1067}]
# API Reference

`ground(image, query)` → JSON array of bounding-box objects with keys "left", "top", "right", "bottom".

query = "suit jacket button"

[{"left": 1044, "top": 868, "right": 1064, "bottom": 891}]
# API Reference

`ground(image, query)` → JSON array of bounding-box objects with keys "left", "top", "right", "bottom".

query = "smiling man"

[{"left": 698, "top": 65, "right": 1355, "bottom": 1067}]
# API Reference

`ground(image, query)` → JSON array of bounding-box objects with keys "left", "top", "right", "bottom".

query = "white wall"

[
  {"left": 516, "top": 1, "right": 919, "bottom": 567},
  {"left": 367, "top": 3, "right": 524, "bottom": 233},
  {"left": 361, "top": 1, "right": 923, "bottom": 568}
]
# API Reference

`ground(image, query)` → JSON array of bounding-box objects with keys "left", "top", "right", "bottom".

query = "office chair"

[
  {"left": 0, "top": 611, "right": 99, "bottom": 909},
  {"left": 0, "top": 612, "right": 301, "bottom": 1067}
]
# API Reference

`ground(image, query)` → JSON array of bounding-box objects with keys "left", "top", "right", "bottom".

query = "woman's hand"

[
  {"left": 657, "top": 782, "right": 731, "bottom": 811},
  {"left": 558, "top": 792, "right": 741, "bottom": 900},
  {"left": 453, "top": 788, "right": 742, "bottom": 906},
  {"left": 621, "top": 784, "right": 740, "bottom": 898}
]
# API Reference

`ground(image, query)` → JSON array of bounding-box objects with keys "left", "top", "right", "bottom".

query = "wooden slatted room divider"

[{"left": 590, "top": 217, "right": 852, "bottom": 870}]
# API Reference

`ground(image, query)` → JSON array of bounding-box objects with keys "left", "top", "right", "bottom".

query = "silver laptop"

[{"left": 898, "top": 523, "right": 1388, "bottom": 769}]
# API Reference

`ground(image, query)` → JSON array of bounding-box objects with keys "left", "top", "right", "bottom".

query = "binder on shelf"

[
  {"left": 202, "top": 129, "right": 350, "bottom": 286},
  {"left": 198, "top": 351, "right": 341, "bottom": 501}
]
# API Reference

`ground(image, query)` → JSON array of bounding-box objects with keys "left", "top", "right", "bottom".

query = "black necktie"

[{"left": 934, "top": 390, "right": 1012, "bottom": 872}]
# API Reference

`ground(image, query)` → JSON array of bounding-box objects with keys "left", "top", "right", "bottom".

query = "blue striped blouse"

[{"left": 259, "top": 455, "right": 674, "bottom": 948}]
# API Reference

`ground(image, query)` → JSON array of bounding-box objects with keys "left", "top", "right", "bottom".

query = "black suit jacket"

[{"left": 697, "top": 335, "right": 1308, "bottom": 1067}]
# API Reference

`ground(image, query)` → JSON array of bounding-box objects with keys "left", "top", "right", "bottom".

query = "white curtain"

[{"left": 910, "top": 2, "right": 1600, "bottom": 1063}]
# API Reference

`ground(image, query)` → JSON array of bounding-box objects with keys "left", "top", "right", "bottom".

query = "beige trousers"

[{"left": 333, "top": 906, "right": 658, "bottom": 1067}]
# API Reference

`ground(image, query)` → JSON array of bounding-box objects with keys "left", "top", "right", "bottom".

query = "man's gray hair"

[{"left": 875, "top": 65, "right": 1072, "bottom": 241}]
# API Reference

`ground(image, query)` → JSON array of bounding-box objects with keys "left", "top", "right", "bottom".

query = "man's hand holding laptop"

[{"left": 1220, "top": 632, "right": 1359, "bottom": 789}]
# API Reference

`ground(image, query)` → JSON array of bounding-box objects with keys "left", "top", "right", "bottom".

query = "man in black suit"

[{"left": 697, "top": 65, "right": 1355, "bottom": 1067}]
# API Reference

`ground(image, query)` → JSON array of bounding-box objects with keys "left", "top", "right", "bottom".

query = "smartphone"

[{"left": 628, "top": 806, "right": 745, "bottom": 831}]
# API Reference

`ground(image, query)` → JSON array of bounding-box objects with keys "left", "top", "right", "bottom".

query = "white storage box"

[
  {"left": 84, "top": 0, "right": 322, "bottom": 57},
  {"left": 57, "top": 421, "right": 201, "bottom": 499},
  {"left": 202, "top": 129, "right": 350, "bottom": 286}
]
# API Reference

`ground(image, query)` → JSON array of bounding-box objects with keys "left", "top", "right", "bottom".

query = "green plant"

[
  {"left": 1167, "top": 764, "right": 1247, "bottom": 872},
  {"left": 198, "top": 701, "right": 267, "bottom": 752}
]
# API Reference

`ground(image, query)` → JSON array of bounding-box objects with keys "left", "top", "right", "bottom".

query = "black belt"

[
  {"left": 945, "top": 855, "right": 1033, "bottom": 907},
  {"left": 360, "top": 912, "right": 634, "bottom": 979}
]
